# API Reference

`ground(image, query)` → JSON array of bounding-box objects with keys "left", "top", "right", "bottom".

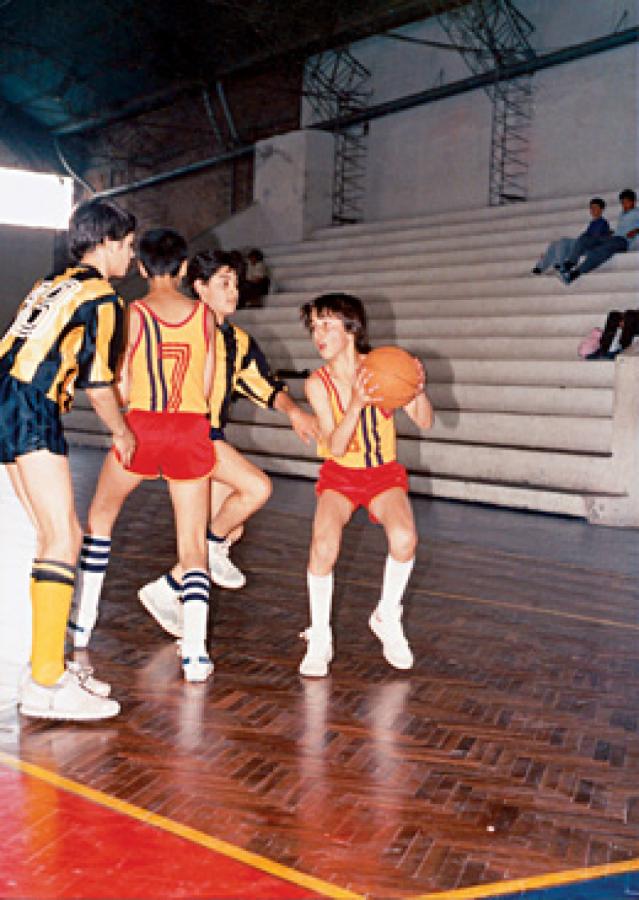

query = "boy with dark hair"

[
  {"left": 298, "top": 292, "right": 433, "bottom": 677},
  {"left": 69, "top": 229, "right": 217, "bottom": 683},
  {"left": 137, "top": 249, "right": 318, "bottom": 637},
  {"left": 0, "top": 197, "right": 136, "bottom": 721},
  {"left": 532, "top": 198, "right": 610, "bottom": 274},
  {"left": 560, "top": 189, "right": 639, "bottom": 284}
]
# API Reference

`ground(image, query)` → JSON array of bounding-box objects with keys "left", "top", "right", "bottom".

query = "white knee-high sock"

[
  {"left": 181, "top": 568, "right": 210, "bottom": 659},
  {"left": 68, "top": 535, "right": 111, "bottom": 637},
  {"left": 307, "top": 571, "right": 333, "bottom": 633},
  {"left": 377, "top": 555, "right": 415, "bottom": 617}
]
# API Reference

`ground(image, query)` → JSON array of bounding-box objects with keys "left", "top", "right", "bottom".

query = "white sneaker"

[
  {"left": 19, "top": 669, "right": 120, "bottom": 721},
  {"left": 181, "top": 654, "right": 214, "bottom": 683},
  {"left": 65, "top": 661, "right": 111, "bottom": 698},
  {"left": 208, "top": 539, "right": 246, "bottom": 590},
  {"left": 369, "top": 608, "right": 414, "bottom": 670},
  {"left": 139, "top": 577, "right": 183, "bottom": 638},
  {"left": 21, "top": 661, "right": 111, "bottom": 699},
  {"left": 299, "top": 628, "right": 333, "bottom": 677}
]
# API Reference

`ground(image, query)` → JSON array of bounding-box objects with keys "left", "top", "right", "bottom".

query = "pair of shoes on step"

[
  {"left": 20, "top": 661, "right": 119, "bottom": 721},
  {"left": 298, "top": 608, "right": 414, "bottom": 678}
]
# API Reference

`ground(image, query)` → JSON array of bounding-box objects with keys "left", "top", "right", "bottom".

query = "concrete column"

[
  {"left": 254, "top": 129, "right": 334, "bottom": 244},
  {"left": 586, "top": 349, "right": 639, "bottom": 526}
]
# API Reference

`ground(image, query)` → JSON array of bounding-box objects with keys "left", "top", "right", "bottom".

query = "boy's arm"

[
  {"left": 86, "top": 386, "right": 135, "bottom": 466},
  {"left": 203, "top": 309, "right": 217, "bottom": 399},
  {"left": 402, "top": 358, "right": 434, "bottom": 430},
  {"left": 116, "top": 304, "right": 142, "bottom": 406},
  {"left": 272, "top": 390, "right": 320, "bottom": 445}
]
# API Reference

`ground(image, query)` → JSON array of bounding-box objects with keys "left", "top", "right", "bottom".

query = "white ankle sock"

[
  {"left": 307, "top": 571, "right": 333, "bottom": 633},
  {"left": 377, "top": 555, "right": 415, "bottom": 617}
]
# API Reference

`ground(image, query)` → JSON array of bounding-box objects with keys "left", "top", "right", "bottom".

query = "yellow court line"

[
  {"left": 0, "top": 750, "right": 363, "bottom": 900},
  {"left": 409, "top": 856, "right": 639, "bottom": 899},
  {"left": 250, "top": 565, "right": 639, "bottom": 633}
]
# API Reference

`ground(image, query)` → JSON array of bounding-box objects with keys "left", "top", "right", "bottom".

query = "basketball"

[{"left": 362, "top": 346, "right": 421, "bottom": 410}]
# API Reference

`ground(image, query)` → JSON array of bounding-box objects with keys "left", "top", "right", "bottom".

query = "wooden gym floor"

[{"left": 2, "top": 446, "right": 639, "bottom": 900}]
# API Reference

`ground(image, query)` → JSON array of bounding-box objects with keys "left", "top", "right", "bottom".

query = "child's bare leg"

[
  {"left": 15, "top": 451, "right": 81, "bottom": 685},
  {"left": 208, "top": 441, "right": 271, "bottom": 539},
  {"left": 70, "top": 451, "right": 144, "bottom": 648},
  {"left": 300, "top": 490, "right": 353, "bottom": 678},
  {"left": 168, "top": 477, "right": 212, "bottom": 681},
  {"left": 367, "top": 487, "right": 417, "bottom": 670}
]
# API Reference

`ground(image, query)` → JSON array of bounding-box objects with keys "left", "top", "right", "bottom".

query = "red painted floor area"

[{"left": 0, "top": 767, "right": 321, "bottom": 900}]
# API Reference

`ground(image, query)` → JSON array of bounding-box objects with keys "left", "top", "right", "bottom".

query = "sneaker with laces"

[
  {"left": 138, "top": 577, "right": 183, "bottom": 638},
  {"left": 182, "top": 655, "right": 214, "bottom": 682},
  {"left": 299, "top": 627, "right": 333, "bottom": 677},
  {"left": 208, "top": 539, "right": 246, "bottom": 589},
  {"left": 369, "top": 608, "right": 414, "bottom": 670},
  {"left": 65, "top": 661, "right": 111, "bottom": 698},
  {"left": 19, "top": 669, "right": 120, "bottom": 721}
]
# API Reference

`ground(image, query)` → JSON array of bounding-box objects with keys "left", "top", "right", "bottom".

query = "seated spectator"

[
  {"left": 240, "top": 249, "right": 270, "bottom": 308},
  {"left": 586, "top": 307, "right": 639, "bottom": 359},
  {"left": 560, "top": 188, "right": 639, "bottom": 285},
  {"left": 532, "top": 198, "right": 610, "bottom": 274}
]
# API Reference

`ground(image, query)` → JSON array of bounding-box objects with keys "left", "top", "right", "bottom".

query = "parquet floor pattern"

[{"left": 14, "top": 452, "right": 639, "bottom": 898}]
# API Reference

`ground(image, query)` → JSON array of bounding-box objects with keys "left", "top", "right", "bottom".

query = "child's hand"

[
  {"left": 352, "top": 365, "right": 382, "bottom": 407},
  {"left": 289, "top": 407, "right": 321, "bottom": 445}
]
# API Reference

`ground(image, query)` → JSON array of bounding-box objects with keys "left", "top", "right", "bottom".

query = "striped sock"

[
  {"left": 68, "top": 535, "right": 111, "bottom": 641},
  {"left": 181, "top": 568, "right": 210, "bottom": 660},
  {"left": 31, "top": 558, "right": 76, "bottom": 685}
]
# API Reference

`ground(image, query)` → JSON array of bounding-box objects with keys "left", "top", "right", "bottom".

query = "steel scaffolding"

[
  {"left": 304, "top": 48, "right": 372, "bottom": 224},
  {"left": 439, "top": 0, "right": 536, "bottom": 205}
]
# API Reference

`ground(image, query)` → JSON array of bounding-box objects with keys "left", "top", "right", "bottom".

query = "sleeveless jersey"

[
  {"left": 316, "top": 366, "right": 396, "bottom": 469},
  {"left": 127, "top": 300, "right": 209, "bottom": 415},
  {"left": 209, "top": 321, "right": 284, "bottom": 432},
  {"left": 0, "top": 265, "right": 124, "bottom": 412}
]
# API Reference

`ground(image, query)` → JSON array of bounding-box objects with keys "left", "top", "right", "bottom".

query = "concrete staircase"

[{"left": 66, "top": 192, "right": 639, "bottom": 524}]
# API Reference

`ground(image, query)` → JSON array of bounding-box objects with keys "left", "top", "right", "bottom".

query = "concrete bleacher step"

[
  {"left": 233, "top": 403, "right": 613, "bottom": 455},
  {"left": 223, "top": 423, "right": 617, "bottom": 494},
  {"left": 237, "top": 290, "right": 637, "bottom": 325},
  {"left": 266, "top": 214, "right": 590, "bottom": 261}
]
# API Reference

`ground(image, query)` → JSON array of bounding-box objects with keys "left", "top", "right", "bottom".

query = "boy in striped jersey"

[
  {"left": 138, "top": 250, "right": 319, "bottom": 636},
  {"left": 299, "top": 293, "right": 433, "bottom": 677},
  {"left": 69, "top": 229, "right": 217, "bottom": 682},
  {"left": 0, "top": 198, "right": 136, "bottom": 721}
]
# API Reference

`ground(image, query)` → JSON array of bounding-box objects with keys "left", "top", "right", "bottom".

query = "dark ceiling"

[{"left": 0, "top": 0, "right": 459, "bottom": 143}]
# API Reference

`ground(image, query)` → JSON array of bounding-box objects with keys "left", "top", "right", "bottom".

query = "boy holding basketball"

[{"left": 299, "top": 293, "right": 433, "bottom": 677}]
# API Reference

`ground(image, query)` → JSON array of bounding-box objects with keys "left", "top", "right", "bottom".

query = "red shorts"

[
  {"left": 316, "top": 459, "right": 408, "bottom": 519},
  {"left": 117, "top": 410, "right": 216, "bottom": 481}
]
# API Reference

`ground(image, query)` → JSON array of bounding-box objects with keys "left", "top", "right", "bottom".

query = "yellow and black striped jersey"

[
  {"left": 316, "top": 365, "right": 397, "bottom": 468},
  {"left": 127, "top": 300, "right": 210, "bottom": 415},
  {"left": 0, "top": 265, "right": 124, "bottom": 412},
  {"left": 210, "top": 321, "right": 284, "bottom": 433}
]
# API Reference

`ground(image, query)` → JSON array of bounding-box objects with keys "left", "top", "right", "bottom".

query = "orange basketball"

[{"left": 362, "top": 346, "right": 421, "bottom": 410}]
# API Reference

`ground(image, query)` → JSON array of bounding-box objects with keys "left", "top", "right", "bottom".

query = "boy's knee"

[
  {"left": 388, "top": 524, "right": 417, "bottom": 561},
  {"left": 310, "top": 533, "right": 340, "bottom": 573}
]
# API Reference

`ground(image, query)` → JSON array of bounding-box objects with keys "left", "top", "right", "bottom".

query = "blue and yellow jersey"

[
  {"left": 0, "top": 265, "right": 124, "bottom": 412},
  {"left": 127, "top": 300, "right": 210, "bottom": 415},
  {"left": 210, "top": 321, "right": 284, "bottom": 433},
  {"left": 316, "top": 365, "right": 396, "bottom": 468}
]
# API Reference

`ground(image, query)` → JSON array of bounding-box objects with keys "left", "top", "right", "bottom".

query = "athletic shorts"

[
  {"left": 118, "top": 410, "right": 216, "bottom": 481},
  {"left": 316, "top": 459, "right": 408, "bottom": 519},
  {"left": 0, "top": 375, "right": 67, "bottom": 463}
]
